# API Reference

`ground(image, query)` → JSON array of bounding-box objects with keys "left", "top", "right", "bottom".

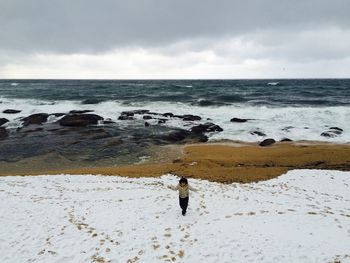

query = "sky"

[{"left": 0, "top": 0, "right": 350, "bottom": 79}]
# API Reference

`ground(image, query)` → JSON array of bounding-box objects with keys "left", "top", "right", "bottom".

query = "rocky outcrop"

[
  {"left": 321, "top": 127, "right": 343, "bottom": 138},
  {"left": 21, "top": 113, "right": 49, "bottom": 126},
  {"left": 259, "top": 138, "right": 276, "bottom": 147},
  {"left": 3, "top": 109, "right": 21, "bottom": 114},
  {"left": 143, "top": 115, "right": 153, "bottom": 120},
  {"left": 0, "top": 118, "right": 9, "bottom": 126},
  {"left": 280, "top": 138, "right": 293, "bottom": 142},
  {"left": 59, "top": 114, "right": 103, "bottom": 127},
  {"left": 191, "top": 123, "right": 223, "bottom": 134}
]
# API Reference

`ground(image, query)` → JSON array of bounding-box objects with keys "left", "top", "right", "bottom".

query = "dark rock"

[
  {"left": 230, "top": 117, "right": 249, "bottom": 123},
  {"left": 330, "top": 127, "right": 343, "bottom": 132},
  {"left": 250, "top": 131, "right": 266, "bottom": 137},
  {"left": 121, "top": 109, "right": 149, "bottom": 116},
  {"left": 51, "top": 113, "right": 66, "bottom": 117},
  {"left": 321, "top": 127, "right": 343, "bottom": 138},
  {"left": 191, "top": 122, "right": 223, "bottom": 133},
  {"left": 0, "top": 127, "right": 8, "bottom": 140},
  {"left": 21, "top": 113, "right": 49, "bottom": 126},
  {"left": 148, "top": 112, "right": 160, "bottom": 116},
  {"left": 259, "top": 138, "right": 276, "bottom": 147},
  {"left": 3, "top": 109, "right": 21, "bottom": 114},
  {"left": 0, "top": 118, "right": 9, "bottom": 126},
  {"left": 120, "top": 111, "right": 134, "bottom": 117},
  {"left": 145, "top": 122, "right": 150, "bottom": 127},
  {"left": 161, "top": 129, "right": 208, "bottom": 143},
  {"left": 118, "top": 115, "right": 135, "bottom": 121},
  {"left": 59, "top": 114, "right": 103, "bottom": 127},
  {"left": 163, "top": 113, "right": 174, "bottom": 118},
  {"left": 181, "top": 114, "right": 202, "bottom": 121},
  {"left": 69, "top": 110, "right": 94, "bottom": 114},
  {"left": 103, "top": 119, "right": 115, "bottom": 124},
  {"left": 143, "top": 115, "right": 153, "bottom": 120},
  {"left": 280, "top": 138, "right": 293, "bottom": 142},
  {"left": 158, "top": 119, "right": 167, "bottom": 124}
]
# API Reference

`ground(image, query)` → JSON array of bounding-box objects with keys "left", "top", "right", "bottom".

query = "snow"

[{"left": 0, "top": 170, "right": 350, "bottom": 263}]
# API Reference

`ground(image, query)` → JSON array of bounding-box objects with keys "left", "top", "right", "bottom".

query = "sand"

[{"left": 3, "top": 141, "right": 349, "bottom": 183}]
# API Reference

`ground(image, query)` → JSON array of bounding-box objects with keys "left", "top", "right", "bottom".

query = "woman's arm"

[
  {"left": 188, "top": 185, "right": 198, "bottom": 192},
  {"left": 167, "top": 185, "right": 179, "bottom": 191}
]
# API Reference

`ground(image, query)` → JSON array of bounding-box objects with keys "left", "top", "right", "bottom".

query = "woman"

[{"left": 168, "top": 177, "right": 197, "bottom": 216}]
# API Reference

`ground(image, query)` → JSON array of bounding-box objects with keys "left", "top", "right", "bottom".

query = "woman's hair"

[{"left": 179, "top": 177, "right": 188, "bottom": 185}]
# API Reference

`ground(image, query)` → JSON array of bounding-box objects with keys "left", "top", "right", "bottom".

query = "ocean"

[{"left": 1, "top": 79, "right": 349, "bottom": 143}]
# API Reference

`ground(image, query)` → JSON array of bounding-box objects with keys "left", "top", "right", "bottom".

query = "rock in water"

[
  {"left": 181, "top": 115, "right": 202, "bottom": 121},
  {"left": 21, "top": 113, "right": 49, "bottom": 126},
  {"left": 251, "top": 130, "right": 266, "bottom": 137},
  {"left": 3, "top": 109, "right": 21, "bottom": 114},
  {"left": 58, "top": 114, "right": 103, "bottom": 127},
  {"left": 69, "top": 110, "right": 94, "bottom": 114},
  {"left": 191, "top": 123, "right": 223, "bottom": 133},
  {"left": 0, "top": 118, "right": 9, "bottom": 126},
  {"left": 280, "top": 138, "right": 293, "bottom": 142},
  {"left": 230, "top": 117, "right": 249, "bottom": 123},
  {"left": 259, "top": 138, "right": 276, "bottom": 147},
  {"left": 321, "top": 127, "right": 344, "bottom": 138},
  {"left": 118, "top": 115, "right": 135, "bottom": 121}
]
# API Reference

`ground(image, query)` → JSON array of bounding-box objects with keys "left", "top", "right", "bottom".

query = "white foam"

[{"left": 1, "top": 97, "right": 349, "bottom": 142}]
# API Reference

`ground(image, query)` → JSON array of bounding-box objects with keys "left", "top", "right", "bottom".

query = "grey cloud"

[{"left": 0, "top": 0, "right": 350, "bottom": 53}]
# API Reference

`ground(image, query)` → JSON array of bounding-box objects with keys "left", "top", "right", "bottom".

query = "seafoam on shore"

[{"left": 1, "top": 170, "right": 350, "bottom": 262}]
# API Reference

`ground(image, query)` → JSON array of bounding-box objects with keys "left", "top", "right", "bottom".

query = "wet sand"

[{"left": 2, "top": 141, "right": 350, "bottom": 183}]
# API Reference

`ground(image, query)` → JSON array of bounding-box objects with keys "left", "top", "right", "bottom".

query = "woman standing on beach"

[{"left": 168, "top": 177, "right": 197, "bottom": 216}]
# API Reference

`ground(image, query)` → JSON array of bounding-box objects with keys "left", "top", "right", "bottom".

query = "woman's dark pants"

[{"left": 179, "top": 197, "right": 189, "bottom": 215}]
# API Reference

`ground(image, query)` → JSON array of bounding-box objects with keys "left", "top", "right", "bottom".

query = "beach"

[{"left": 2, "top": 141, "right": 350, "bottom": 184}]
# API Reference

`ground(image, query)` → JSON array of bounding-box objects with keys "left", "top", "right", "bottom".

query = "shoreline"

[{"left": 2, "top": 140, "right": 350, "bottom": 183}]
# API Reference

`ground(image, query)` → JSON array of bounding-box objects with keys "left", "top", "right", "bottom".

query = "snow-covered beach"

[{"left": 1, "top": 170, "right": 350, "bottom": 263}]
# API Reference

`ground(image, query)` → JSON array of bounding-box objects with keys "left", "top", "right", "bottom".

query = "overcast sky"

[{"left": 1, "top": 0, "right": 350, "bottom": 79}]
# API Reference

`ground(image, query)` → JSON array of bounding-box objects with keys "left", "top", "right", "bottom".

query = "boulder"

[
  {"left": 191, "top": 123, "right": 223, "bottom": 133},
  {"left": 0, "top": 127, "right": 8, "bottom": 140},
  {"left": 161, "top": 129, "right": 207, "bottom": 143},
  {"left": 280, "top": 138, "right": 293, "bottom": 142},
  {"left": 69, "top": 110, "right": 94, "bottom": 114},
  {"left": 145, "top": 122, "right": 150, "bottom": 127},
  {"left": 0, "top": 118, "right": 9, "bottom": 126},
  {"left": 58, "top": 114, "right": 103, "bottom": 127},
  {"left": 3, "top": 109, "right": 21, "bottom": 114},
  {"left": 230, "top": 117, "right": 249, "bottom": 123},
  {"left": 143, "top": 115, "right": 153, "bottom": 120},
  {"left": 121, "top": 109, "right": 149, "bottom": 116},
  {"left": 182, "top": 114, "right": 202, "bottom": 121},
  {"left": 21, "top": 113, "right": 49, "bottom": 126},
  {"left": 321, "top": 127, "right": 343, "bottom": 138},
  {"left": 259, "top": 138, "right": 276, "bottom": 147},
  {"left": 250, "top": 131, "right": 266, "bottom": 137},
  {"left": 118, "top": 115, "right": 135, "bottom": 121}
]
